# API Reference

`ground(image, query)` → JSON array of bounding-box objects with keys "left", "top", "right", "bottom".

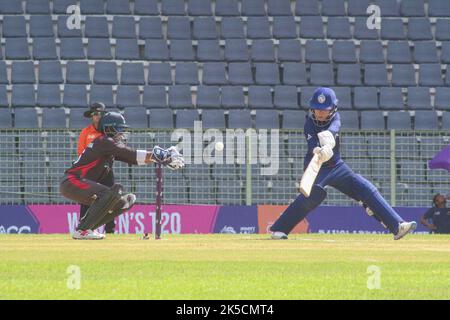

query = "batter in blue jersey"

[{"left": 270, "top": 87, "right": 417, "bottom": 240}]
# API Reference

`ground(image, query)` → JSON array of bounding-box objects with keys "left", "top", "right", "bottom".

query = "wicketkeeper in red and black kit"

[{"left": 60, "top": 111, "right": 185, "bottom": 240}]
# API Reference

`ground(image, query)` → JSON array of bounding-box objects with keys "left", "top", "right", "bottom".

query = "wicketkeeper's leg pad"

[{"left": 77, "top": 184, "right": 124, "bottom": 231}]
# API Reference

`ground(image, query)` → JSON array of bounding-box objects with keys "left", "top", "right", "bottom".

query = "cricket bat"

[{"left": 299, "top": 154, "right": 323, "bottom": 197}]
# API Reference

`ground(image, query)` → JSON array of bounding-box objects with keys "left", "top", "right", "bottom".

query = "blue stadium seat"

[
  {"left": 176, "top": 110, "right": 199, "bottom": 129},
  {"left": 228, "top": 110, "right": 251, "bottom": 128},
  {"left": 57, "top": 15, "right": 82, "bottom": 37},
  {"left": 241, "top": 0, "right": 265, "bottom": 16},
  {"left": 221, "top": 86, "right": 245, "bottom": 109},
  {"left": 391, "top": 64, "right": 416, "bottom": 87},
  {"left": 90, "top": 85, "right": 114, "bottom": 108},
  {"left": 380, "top": 19, "right": 405, "bottom": 39},
  {"left": 143, "top": 86, "right": 167, "bottom": 109},
  {"left": 228, "top": 62, "right": 253, "bottom": 85},
  {"left": 347, "top": 0, "right": 370, "bottom": 16},
  {"left": 274, "top": 86, "right": 299, "bottom": 109},
  {"left": 354, "top": 87, "right": 379, "bottom": 110},
  {"left": 220, "top": 17, "right": 245, "bottom": 39},
  {"left": 251, "top": 40, "right": 275, "bottom": 62},
  {"left": 418, "top": 64, "right": 443, "bottom": 87},
  {"left": 224, "top": 39, "right": 249, "bottom": 61},
  {"left": 188, "top": 0, "right": 212, "bottom": 15},
  {"left": 41, "top": 107, "right": 66, "bottom": 128},
  {"left": 14, "top": 108, "right": 38, "bottom": 128},
  {"left": 202, "top": 109, "right": 225, "bottom": 129},
  {"left": 161, "top": 0, "right": 185, "bottom": 15},
  {"left": 299, "top": 16, "right": 324, "bottom": 39},
  {"left": 379, "top": 87, "right": 404, "bottom": 110},
  {"left": 273, "top": 16, "right": 297, "bottom": 39},
  {"left": 386, "top": 111, "right": 412, "bottom": 130},
  {"left": 387, "top": 41, "right": 412, "bottom": 64},
  {"left": 364, "top": 64, "right": 389, "bottom": 86},
  {"left": 360, "top": 111, "right": 385, "bottom": 129},
  {"left": 434, "top": 88, "right": 450, "bottom": 111},
  {"left": 0, "top": 108, "right": 12, "bottom": 127},
  {"left": 321, "top": 0, "right": 345, "bottom": 16},
  {"left": 267, "top": 0, "right": 291, "bottom": 15},
  {"left": 215, "top": 0, "right": 239, "bottom": 16},
  {"left": 169, "top": 85, "right": 193, "bottom": 109},
  {"left": 339, "top": 110, "right": 359, "bottom": 129},
  {"left": 337, "top": 64, "right": 361, "bottom": 86},
  {"left": 305, "top": 40, "right": 330, "bottom": 63},
  {"left": 12, "top": 61, "right": 35, "bottom": 84},
  {"left": 121, "top": 62, "right": 145, "bottom": 85},
  {"left": 167, "top": 17, "right": 191, "bottom": 40},
  {"left": 414, "top": 111, "right": 438, "bottom": 129},
  {"left": 5, "top": 38, "right": 30, "bottom": 60},
  {"left": 428, "top": 0, "right": 450, "bottom": 17},
  {"left": 66, "top": 61, "right": 90, "bottom": 84},
  {"left": 193, "top": 17, "right": 218, "bottom": 40},
  {"left": 332, "top": 87, "right": 352, "bottom": 110},
  {"left": 282, "top": 110, "right": 305, "bottom": 129},
  {"left": 299, "top": 86, "right": 316, "bottom": 108},
  {"left": 63, "top": 85, "right": 88, "bottom": 108},
  {"left": 441, "top": 42, "right": 450, "bottom": 64},
  {"left": 436, "top": 19, "right": 450, "bottom": 41},
  {"left": 80, "top": 0, "right": 104, "bottom": 14},
  {"left": 407, "top": 18, "right": 432, "bottom": 40},
  {"left": 278, "top": 39, "right": 302, "bottom": 62},
  {"left": 87, "top": 38, "right": 113, "bottom": 60},
  {"left": 401, "top": 0, "right": 425, "bottom": 17},
  {"left": 85, "top": 16, "right": 109, "bottom": 38},
  {"left": 134, "top": 0, "right": 159, "bottom": 15},
  {"left": 310, "top": 64, "right": 334, "bottom": 86},
  {"left": 116, "top": 85, "right": 141, "bottom": 109},
  {"left": 2, "top": 16, "right": 26, "bottom": 37},
  {"left": 148, "top": 63, "right": 172, "bottom": 85},
  {"left": 354, "top": 17, "right": 379, "bottom": 40},
  {"left": 106, "top": 0, "right": 131, "bottom": 14},
  {"left": 115, "top": 39, "right": 140, "bottom": 60},
  {"left": 33, "top": 38, "right": 58, "bottom": 60},
  {"left": 196, "top": 86, "right": 221, "bottom": 109},
  {"left": 0, "top": 62, "right": 7, "bottom": 84},
  {"left": 0, "top": 0, "right": 23, "bottom": 13},
  {"left": 443, "top": 112, "right": 450, "bottom": 128},
  {"left": 175, "top": 63, "right": 199, "bottom": 85},
  {"left": 255, "top": 63, "right": 280, "bottom": 85},
  {"left": 112, "top": 16, "right": 136, "bottom": 39},
  {"left": 327, "top": 17, "right": 351, "bottom": 39},
  {"left": 145, "top": 40, "right": 169, "bottom": 61},
  {"left": 149, "top": 109, "right": 173, "bottom": 129},
  {"left": 12, "top": 85, "right": 35, "bottom": 108},
  {"left": 29, "top": 15, "right": 54, "bottom": 37},
  {"left": 295, "top": 0, "right": 319, "bottom": 16},
  {"left": 255, "top": 110, "right": 279, "bottom": 129},
  {"left": 332, "top": 41, "right": 357, "bottom": 63},
  {"left": 169, "top": 40, "right": 195, "bottom": 61},
  {"left": 247, "top": 17, "right": 271, "bottom": 39},
  {"left": 197, "top": 40, "right": 223, "bottom": 61},
  {"left": 139, "top": 17, "right": 163, "bottom": 39},
  {"left": 60, "top": 38, "right": 85, "bottom": 59},
  {"left": 123, "top": 107, "right": 148, "bottom": 128},
  {"left": 37, "top": 84, "right": 61, "bottom": 108},
  {"left": 202, "top": 62, "right": 227, "bottom": 85},
  {"left": 0, "top": 85, "right": 9, "bottom": 108},
  {"left": 406, "top": 87, "right": 431, "bottom": 110},
  {"left": 375, "top": 0, "right": 400, "bottom": 17},
  {"left": 282, "top": 62, "right": 307, "bottom": 85},
  {"left": 248, "top": 86, "right": 273, "bottom": 109},
  {"left": 413, "top": 41, "right": 438, "bottom": 63}
]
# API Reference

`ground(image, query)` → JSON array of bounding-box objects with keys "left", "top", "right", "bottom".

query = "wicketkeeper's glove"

[{"left": 151, "top": 146, "right": 185, "bottom": 170}]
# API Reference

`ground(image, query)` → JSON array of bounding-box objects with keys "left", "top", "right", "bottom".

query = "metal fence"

[{"left": 0, "top": 128, "right": 448, "bottom": 207}]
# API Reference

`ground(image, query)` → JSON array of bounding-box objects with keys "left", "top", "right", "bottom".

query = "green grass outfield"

[{"left": 1, "top": 234, "right": 450, "bottom": 300}]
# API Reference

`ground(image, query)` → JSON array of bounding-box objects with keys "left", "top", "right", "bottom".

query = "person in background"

[
  {"left": 77, "top": 102, "right": 116, "bottom": 234},
  {"left": 420, "top": 194, "right": 450, "bottom": 234}
]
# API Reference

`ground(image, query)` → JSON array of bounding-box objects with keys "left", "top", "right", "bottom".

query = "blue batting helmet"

[{"left": 309, "top": 87, "right": 338, "bottom": 110}]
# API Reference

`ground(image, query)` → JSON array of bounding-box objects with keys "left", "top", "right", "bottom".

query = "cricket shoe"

[
  {"left": 394, "top": 221, "right": 417, "bottom": 240},
  {"left": 271, "top": 231, "right": 288, "bottom": 240},
  {"left": 121, "top": 193, "right": 136, "bottom": 210},
  {"left": 72, "top": 229, "right": 106, "bottom": 240}
]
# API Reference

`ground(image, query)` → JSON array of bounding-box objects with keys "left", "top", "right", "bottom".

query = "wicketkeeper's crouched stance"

[
  {"left": 60, "top": 112, "right": 185, "bottom": 240},
  {"left": 270, "top": 88, "right": 417, "bottom": 241}
]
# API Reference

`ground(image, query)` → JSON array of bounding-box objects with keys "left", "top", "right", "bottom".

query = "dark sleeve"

[
  {"left": 101, "top": 138, "right": 138, "bottom": 165},
  {"left": 328, "top": 112, "right": 341, "bottom": 135},
  {"left": 423, "top": 208, "right": 435, "bottom": 220}
]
